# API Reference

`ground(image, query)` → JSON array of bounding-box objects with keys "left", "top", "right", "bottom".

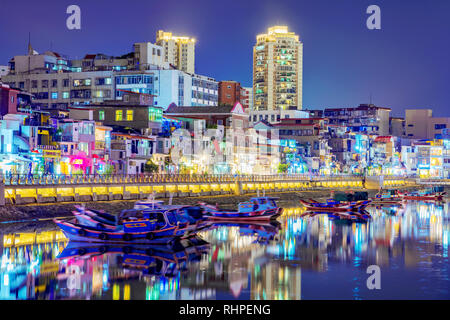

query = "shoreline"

[{"left": 0, "top": 186, "right": 425, "bottom": 223}]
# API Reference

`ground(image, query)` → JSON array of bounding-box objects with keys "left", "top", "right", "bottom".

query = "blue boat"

[
  {"left": 75, "top": 205, "right": 209, "bottom": 236},
  {"left": 199, "top": 197, "right": 282, "bottom": 221},
  {"left": 54, "top": 209, "right": 193, "bottom": 244}
]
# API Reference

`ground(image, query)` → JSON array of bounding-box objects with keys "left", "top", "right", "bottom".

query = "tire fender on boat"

[
  {"left": 99, "top": 233, "right": 109, "bottom": 240},
  {"left": 123, "top": 233, "right": 132, "bottom": 241}
]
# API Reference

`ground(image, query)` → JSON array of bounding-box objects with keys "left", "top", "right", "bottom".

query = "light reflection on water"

[{"left": 0, "top": 201, "right": 449, "bottom": 300}]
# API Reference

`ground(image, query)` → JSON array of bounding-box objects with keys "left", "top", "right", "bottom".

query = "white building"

[
  {"left": 406, "top": 109, "right": 450, "bottom": 140},
  {"left": 114, "top": 69, "right": 218, "bottom": 110},
  {"left": 133, "top": 42, "right": 169, "bottom": 70}
]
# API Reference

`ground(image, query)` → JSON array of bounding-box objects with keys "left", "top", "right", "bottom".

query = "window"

[
  {"left": 31, "top": 80, "right": 38, "bottom": 88},
  {"left": 52, "top": 80, "right": 58, "bottom": 87},
  {"left": 42, "top": 80, "right": 48, "bottom": 88},
  {"left": 51, "top": 92, "right": 58, "bottom": 99},
  {"left": 435, "top": 124, "right": 446, "bottom": 130},
  {"left": 19, "top": 82, "right": 25, "bottom": 89},
  {"left": 11, "top": 96, "right": 14, "bottom": 103},
  {"left": 99, "top": 110, "right": 105, "bottom": 121},
  {"left": 62, "top": 91, "right": 69, "bottom": 99},
  {"left": 126, "top": 110, "right": 133, "bottom": 121},
  {"left": 63, "top": 79, "right": 69, "bottom": 87},
  {"left": 115, "top": 110, "right": 123, "bottom": 121}
]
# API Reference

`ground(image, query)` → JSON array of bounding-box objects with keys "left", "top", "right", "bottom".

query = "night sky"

[{"left": 1, "top": 0, "right": 449, "bottom": 117}]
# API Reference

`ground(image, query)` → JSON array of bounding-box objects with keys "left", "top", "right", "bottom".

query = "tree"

[
  {"left": 277, "top": 163, "right": 289, "bottom": 174},
  {"left": 144, "top": 160, "right": 159, "bottom": 173}
]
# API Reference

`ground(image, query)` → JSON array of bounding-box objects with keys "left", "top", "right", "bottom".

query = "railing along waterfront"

[
  {"left": 0, "top": 173, "right": 415, "bottom": 205},
  {"left": 0, "top": 173, "right": 366, "bottom": 186}
]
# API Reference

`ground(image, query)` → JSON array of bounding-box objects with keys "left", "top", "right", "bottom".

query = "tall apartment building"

[
  {"left": 156, "top": 30, "right": 196, "bottom": 74},
  {"left": 252, "top": 26, "right": 303, "bottom": 123}
]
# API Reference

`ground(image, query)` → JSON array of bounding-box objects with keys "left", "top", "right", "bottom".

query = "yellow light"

[{"left": 124, "top": 284, "right": 130, "bottom": 300}]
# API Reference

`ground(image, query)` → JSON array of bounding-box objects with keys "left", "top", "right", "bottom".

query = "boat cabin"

[{"left": 238, "top": 197, "right": 278, "bottom": 213}]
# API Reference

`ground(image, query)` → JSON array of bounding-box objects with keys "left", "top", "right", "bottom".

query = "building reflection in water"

[{"left": 0, "top": 201, "right": 448, "bottom": 300}]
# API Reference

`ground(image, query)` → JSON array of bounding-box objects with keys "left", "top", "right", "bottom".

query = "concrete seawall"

[{"left": 0, "top": 176, "right": 415, "bottom": 205}]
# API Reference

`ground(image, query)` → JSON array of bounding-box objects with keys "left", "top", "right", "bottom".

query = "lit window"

[
  {"left": 115, "top": 110, "right": 123, "bottom": 121},
  {"left": 126, "top": 110, "right": 133, "bottom": 121},
  {"left": 99, "top": 110, "right": 105, "bottom": 121},
  {"left": 62, "top": 92, "right": 69, "bottom": 99},
  {"left": 51, "top": 92, "right": 58, "bottom": 99}
]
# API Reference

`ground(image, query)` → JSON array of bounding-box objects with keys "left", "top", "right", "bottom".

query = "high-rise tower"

[
  {"left": 252, "top": 26, "right": 303, "bottom": 124},
  {"left": 156, "top": 30, "right": 196, "bottom": 74}
]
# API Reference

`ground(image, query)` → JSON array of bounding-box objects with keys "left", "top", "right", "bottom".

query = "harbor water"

[{"left": 0, "top": 201, "right": 449, "bottom": 300}]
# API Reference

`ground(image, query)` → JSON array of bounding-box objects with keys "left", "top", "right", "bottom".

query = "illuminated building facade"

[
  {"left": 156, "top": 30, "right": 196, "bottom": 74},
  {"left": 324, "top": 104, "right": 391, "bottom": 136},
  {"left": 252, "top": 26, "right": 303, "bottom": 124}
]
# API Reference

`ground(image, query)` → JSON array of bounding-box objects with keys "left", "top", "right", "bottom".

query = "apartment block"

[
  {"left": 252, "top": 26, "right": 303, "bottom": 123},
  {"left": 156, "top": 30, "right": 196, "bottom": 74}
]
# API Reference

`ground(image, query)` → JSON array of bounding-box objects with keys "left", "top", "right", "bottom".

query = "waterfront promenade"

[{"left": 0, "top": 173, "right": 420, "bottom": 205}]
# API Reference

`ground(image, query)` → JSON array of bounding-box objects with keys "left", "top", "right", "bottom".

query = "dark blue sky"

[{"left": 1, "top": 0, "right": 449, "bottom": 117}]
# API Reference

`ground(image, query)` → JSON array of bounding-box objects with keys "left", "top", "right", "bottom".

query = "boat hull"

[
  {"left": 402, "top": 195, "right": 444, "bottom": 201},
  {"left": 54, "top": 219, "right": 190, "bottom": 244}
]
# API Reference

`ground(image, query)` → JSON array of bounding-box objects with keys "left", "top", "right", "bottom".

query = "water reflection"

[{"left": 0, "top": 201, "right": 449, "bottom": 300}]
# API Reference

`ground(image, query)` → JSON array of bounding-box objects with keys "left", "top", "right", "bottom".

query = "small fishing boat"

[
  {"left": 399, "top": 186, "right": 446, "bottom": 201},
  {"left": 299, "top": 192, "right": 371, "bottom": 212},
  {"left": 369, "top": 189, "right": 404, "bottom": 206},
  {"left": 199, "top": 197, "right": 282, "bottom": 221},
  {"left": 54, "top": 209, "right": 196, "bottom": 244}
]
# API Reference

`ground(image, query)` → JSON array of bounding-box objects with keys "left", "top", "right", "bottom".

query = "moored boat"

[
  {"left": 54, "top": 209, "right": 195, "bottom": 244},
  {"left": 399, "top": 186, "right": 446, "bottom": 201},
  {"left": 299, "top": 192, "right": 371, "bottom": 212},
  {"left": 199, "top": 197, "right": 282, "bottom": 221},
  {"left": 369, "top": 189, "right": 404, "bottom": 206}
]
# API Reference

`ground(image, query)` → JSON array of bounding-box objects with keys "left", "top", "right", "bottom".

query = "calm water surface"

[{"left": 0, "top": 201, "right": 449, "bottom": 300}]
